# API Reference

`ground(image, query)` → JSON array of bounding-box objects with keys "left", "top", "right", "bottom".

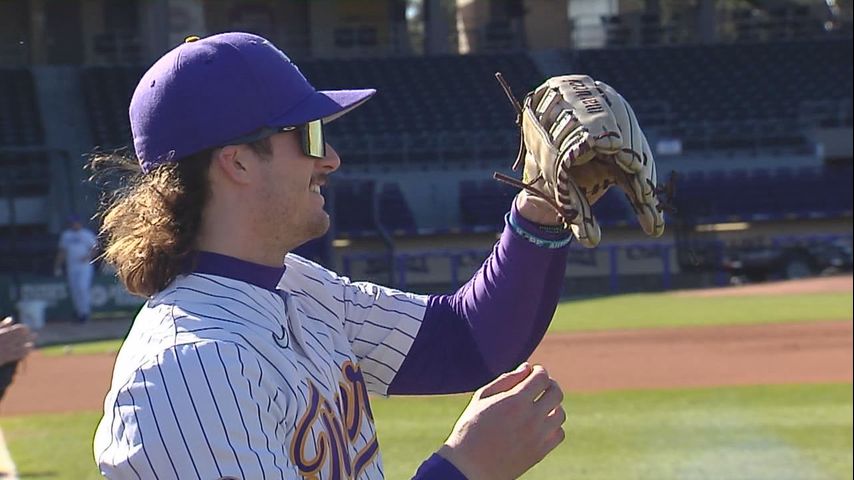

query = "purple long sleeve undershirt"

[
  {"left": 400, "top": 205, "right": 570, "bottom": 479},
  {"left": 389, "top": 204, "right": 571, "bottom": 396}
]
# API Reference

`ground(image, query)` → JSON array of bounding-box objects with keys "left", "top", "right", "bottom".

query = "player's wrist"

[
  {"left": 508, "top": 196, "right": 572, "bottom": 249},
  {"left": 514, "top": 191, "right": 564, "bottom": 226},
  {"left": 436, "top": 444, "right": 480, "bottom": 480}
]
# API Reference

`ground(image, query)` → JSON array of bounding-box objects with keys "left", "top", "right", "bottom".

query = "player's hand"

[
  {"left": 438, "top": 363, "right": 566, "bottom": 480},
  {"left": 0, "top": 317, "right": 36, "bottom": 365},
  {"left": 53, "top": 267, "right": 62, "bottom": 277}
]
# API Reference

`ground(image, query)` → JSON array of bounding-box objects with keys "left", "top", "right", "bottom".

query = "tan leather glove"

[{"left": 496, "top": 74, "right": 667, "bottom": 247}]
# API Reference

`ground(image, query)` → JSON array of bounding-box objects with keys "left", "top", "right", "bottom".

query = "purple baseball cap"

[{"left": 130, "top": 32, "right": 376, "bottom": 173}]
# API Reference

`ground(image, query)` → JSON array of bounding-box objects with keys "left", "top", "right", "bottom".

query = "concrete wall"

[
  {"left": 457, "top": 0, "right": 571, "bottom": 53},
  {"left": 524, "top": 0, "right": 571, "bottom": 50}
]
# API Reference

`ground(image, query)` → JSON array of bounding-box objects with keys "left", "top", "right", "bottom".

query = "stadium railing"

[{"left": 341, "top": 234, "right": 852, "bottom": 295}]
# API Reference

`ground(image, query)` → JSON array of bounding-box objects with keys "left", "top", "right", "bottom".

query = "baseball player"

[
  {"left": 54, "top": 214, "right": 99, "bottom": 323},
  {"left": 92, "top": 32, "right": 661, "bottom": 480}
]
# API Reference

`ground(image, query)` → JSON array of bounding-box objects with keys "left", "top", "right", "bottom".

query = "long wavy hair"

[
  {"left": 89, "top": 149, "right": 212, "bottom": 297},
  {"left": 89, "top": 139, "right": 271, "bottom": 297}
]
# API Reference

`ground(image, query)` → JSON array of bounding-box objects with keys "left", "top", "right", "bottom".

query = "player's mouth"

[
  {"left": 309, "top": 179, "right": 326, "bottom": 206},
  {"left": 309, "top": 175, "right": 328, "bottom": 196}
]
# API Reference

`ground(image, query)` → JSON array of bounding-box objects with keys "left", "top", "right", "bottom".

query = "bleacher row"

[
  {"left": 2, "top": 38, "right": 851, "bottom": 154},
  {"left": 0, "top": 152, "right": 51, "bottom": 197},
  {"left": 570, "top": 39, "right": 853, "bottom": 127},
  {"left": 3, "top": 164, "right": 849, "bottom": 276},
  {"left": 569, "top": 39, "right": 853, "bottom": 150},
  {"left": 67, "top": 37, "right": 852, "bottom": 162},
  {"left": 0, "top": 69, "right": 43, "bottom": 146},
  {"left": 298, "top": 54, "right": 540, "bottom": 137},
  {"left": 0, "top": 228, "right": 56, "bottom": 275},
  {"left": 675, "top": 165, "right": 854, "bottom": 222},
  {"left": 0, "top": 39, "right": 851, "bottom": 271}
]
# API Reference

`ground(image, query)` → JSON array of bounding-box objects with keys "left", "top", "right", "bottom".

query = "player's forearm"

[
  {"left": 388, "top": 203, "right": 569, "bottom": 394},
  {"left": 446, "top": 202, "right": 570, "bottom": 373}
]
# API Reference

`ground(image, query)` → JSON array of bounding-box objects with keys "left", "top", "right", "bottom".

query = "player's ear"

[{"left": 211, "top": 146, "right": 252, "bottom": 185}]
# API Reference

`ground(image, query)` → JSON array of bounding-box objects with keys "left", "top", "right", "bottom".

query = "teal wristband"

[{"left": 506, "top": 213, "right": 573, "bottom": 249}]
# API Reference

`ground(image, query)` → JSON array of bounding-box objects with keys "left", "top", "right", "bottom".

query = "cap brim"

[{"left": 269, "top": 88, "right": 375, "bottom": 127}]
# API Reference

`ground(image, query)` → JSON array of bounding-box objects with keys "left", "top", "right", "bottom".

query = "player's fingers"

[
  {"left": 543, "top": 405, "right": 567, "bottom": 432},
  {"left": 477, "top": 362, "right": 532, "bottom": 399},
  {"left": 13, "top": 323, "right": 31, "bottom": 334},
  {"left": 534, "top": 380, "right": 564, "bottom": 415},
  {"left": 538, "top": 425, "right": 566, "bottom": 458},
  {"left": 510, "top": 364, "right": 552, "bottom": 401}
]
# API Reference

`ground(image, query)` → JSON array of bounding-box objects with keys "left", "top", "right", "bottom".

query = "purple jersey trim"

[
  {"left": 412, "top": 453, "right": 468, "bottom": 480},
  {"left": 190, "top": 251, "right": 285, "bottom": 292},
  {"left": 389, "top": 203, "right": 570, "bottom": 394}
]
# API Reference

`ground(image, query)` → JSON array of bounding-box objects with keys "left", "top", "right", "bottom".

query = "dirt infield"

[
  {"left": 0, "top": 319, "right": 849, "bottom": 416},
  {"left": 673, "top": 274, "right": 853, "bottom": 297},
  {"left": 532, "top": 320, "right": 852, "bottom": 392},
  {"left": 1, "top": 276, "right": 851, "bottom": 417}
]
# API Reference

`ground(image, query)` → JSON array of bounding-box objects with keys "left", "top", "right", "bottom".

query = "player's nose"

[{"left": 318, "top": 143, "right": 341, "bottom": 173}]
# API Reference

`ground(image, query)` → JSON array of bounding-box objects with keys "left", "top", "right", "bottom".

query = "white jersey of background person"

[
  {"left": 57, "top": 223, "right": 98, "bottom": 321},
  {"left": 58, "top": 226, "right": 98, "bottom": 270}
]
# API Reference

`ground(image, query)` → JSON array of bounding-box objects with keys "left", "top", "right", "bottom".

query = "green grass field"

[
  {"left": 5, "top": 288, "right": 852, "bottom": 478},
  {"left": 39, "top": 339, "right": 124, "bottom": 357},
  {"left": 2, "top": 384, "right": 851, "bottom": 479},
  {"left": 38, "top": 291, "right": 854, "bottom": 356},
  {"left": 549, "top": 292, "right": 853, "bottom": 332},
  {"left": 372, "top": 384, "right": 853, "bottom": 480}
]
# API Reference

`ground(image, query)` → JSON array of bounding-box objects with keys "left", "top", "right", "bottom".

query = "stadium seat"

[
  {"left": 297, "top": 53, "right": 542, "bottom": 167},
  {"left": 565, "top": 38, "right": 852, "bottom": 152},
  {"left": 0, "top": 69, "right": 44, "bottom": 146}
]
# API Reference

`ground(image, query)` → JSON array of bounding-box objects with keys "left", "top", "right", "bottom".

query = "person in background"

[
  {"left": 0, "top": 317, "right": 35, "bottom": 402},
  {"left": 54, "top": 215, "right": 99, "bottom": 323}
]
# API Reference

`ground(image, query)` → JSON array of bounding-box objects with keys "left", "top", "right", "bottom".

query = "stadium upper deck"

[{"left": 0, "top": 0, "right": 851, "bottom": 271}]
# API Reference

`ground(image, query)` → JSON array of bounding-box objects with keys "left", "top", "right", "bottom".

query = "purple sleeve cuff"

[
  {"left": 412, "top": 453, "right": 468, "bottom": 480},
  {"left": 388, "top": 202, "right": 569, "bottom": 395}
]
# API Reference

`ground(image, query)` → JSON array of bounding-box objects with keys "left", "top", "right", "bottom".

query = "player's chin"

[{"left": 305, "top": 210, "right": 331, "bottom": 239}]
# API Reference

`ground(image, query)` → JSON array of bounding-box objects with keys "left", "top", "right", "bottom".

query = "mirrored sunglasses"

[{"left": 221, "top": 119, "right": 326, "bottom": 159}]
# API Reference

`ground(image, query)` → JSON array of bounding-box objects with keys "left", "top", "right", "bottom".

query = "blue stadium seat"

[
  {"left": 566, "top": 38, "right": 852, "bottom": 151},
  {"left": 81, "top": 66, "right": 145, "bottom": 148},
  {"left": 0, "top": 69, "right": 44, "bottom": 146},
  {"left": 378, "top": 183, "right": 417, "bottom": 233}
]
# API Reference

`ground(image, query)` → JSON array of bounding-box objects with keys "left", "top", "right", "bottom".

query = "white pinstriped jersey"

[{"left": 94, "top": 253, "right": 429, "bottom": 479}]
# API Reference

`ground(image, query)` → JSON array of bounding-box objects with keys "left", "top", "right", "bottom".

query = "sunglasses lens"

[{"left": 303, "top": 120, "right": 325, "bottom": 158}]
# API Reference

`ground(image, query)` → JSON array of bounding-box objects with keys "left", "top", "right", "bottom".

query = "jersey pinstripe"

[{"left": 94, "top": 253, "right": 428, "bottom": 479}]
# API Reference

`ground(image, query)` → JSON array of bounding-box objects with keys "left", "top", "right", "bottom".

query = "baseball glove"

[{"left": 494, "top": 74, "right": 670, "bottom": 248}]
